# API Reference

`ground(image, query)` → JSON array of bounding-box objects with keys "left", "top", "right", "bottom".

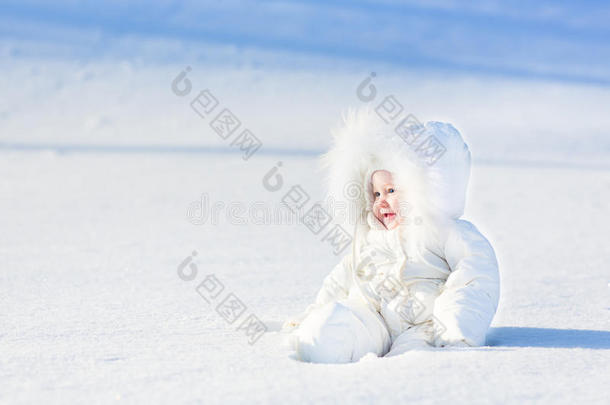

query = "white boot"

[{"left": 293, "top": 299, "right": 391, "bottom": 363}]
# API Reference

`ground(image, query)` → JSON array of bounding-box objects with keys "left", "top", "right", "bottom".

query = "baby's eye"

[
  {"left": 388, "top": 188, "right": 395, "bottom": 193},
  {"left": 374, "top": 191, "right": 380, "bottom": 198}
]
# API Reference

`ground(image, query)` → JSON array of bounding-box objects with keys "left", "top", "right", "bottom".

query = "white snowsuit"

[{"left": 283, "top": 109, "right": 500, "bottom": 363}]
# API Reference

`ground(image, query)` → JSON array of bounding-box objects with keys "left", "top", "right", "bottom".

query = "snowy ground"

[
  {"left": 3, "top": 4, "right": 610, "bottom": 399},
  {"left": 2, "top": 1, "right": 610, "bottom": 402},
  {"left": 1, "top": 149, "right": 609, "bottom": 404}
]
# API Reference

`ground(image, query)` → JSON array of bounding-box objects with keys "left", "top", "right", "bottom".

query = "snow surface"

[
  {"left": 1, "top": 7, "right": 610, "bottom": 398},
  {"left": 1, "top": 149, "right": 609, "bottom": 403}
]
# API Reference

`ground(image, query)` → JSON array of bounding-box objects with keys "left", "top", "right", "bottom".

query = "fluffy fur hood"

[{"left": 321, "top": 108, "right": 471, "bottom": 243}]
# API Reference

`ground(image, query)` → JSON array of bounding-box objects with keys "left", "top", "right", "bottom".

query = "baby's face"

[{"left": 371, "top": 170, "right": 401, "bottom": 230}]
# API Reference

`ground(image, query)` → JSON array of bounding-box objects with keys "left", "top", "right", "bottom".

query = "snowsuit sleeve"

[
  {"left": 281, "top": 254, "right": 353, "bottom": 332},
  {"left": 432, "top": 219, "right": 500, "bottom": 347}
]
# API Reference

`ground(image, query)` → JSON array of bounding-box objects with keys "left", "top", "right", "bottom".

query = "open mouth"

[{"left": 383, "top": 213, "right": 396, "bottom": 219}]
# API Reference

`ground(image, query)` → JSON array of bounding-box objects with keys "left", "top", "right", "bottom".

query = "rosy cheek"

[{"left": 388, "top": 198, "right": 399, "bottom": 212}]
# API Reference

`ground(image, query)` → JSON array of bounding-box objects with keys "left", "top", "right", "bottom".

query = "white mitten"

[
  {"left": 430, "top": 316, "right": 473, "bottom": 347},
  {"left": 433, "top": 332, "right": 473, "bottom": 347},
  {"left": 280, "top": 303, "right": 318, "bottom": 333}
]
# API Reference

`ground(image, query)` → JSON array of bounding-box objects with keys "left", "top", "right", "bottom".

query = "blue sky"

[{"left": 1, "top": 0, "right": 610, "bottom": 84}]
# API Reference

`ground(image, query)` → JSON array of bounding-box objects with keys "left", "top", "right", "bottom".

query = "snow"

[
  {"left": 1, "top": 149, "right": 609, "bottom": 403},
  {"left": 1, "top": 3, "right": 610, "bottom": 399}
]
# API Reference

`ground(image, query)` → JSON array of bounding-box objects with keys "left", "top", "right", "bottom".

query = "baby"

[{"left": 282, "top": 109, "right": 500, "bottom": 363}]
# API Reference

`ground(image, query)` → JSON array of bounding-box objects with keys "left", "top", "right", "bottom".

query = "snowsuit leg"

[
  {"left": 384, "top": 321, "right": 434, "bottom": 357},
  {"left": 293, "top": 298, "right": 391, "bottom": 363}
]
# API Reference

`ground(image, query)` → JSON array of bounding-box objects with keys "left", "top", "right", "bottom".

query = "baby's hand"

[
  {"left": 281, "top": 303, "right": 320, "bottom": 333},
  {"left": 281, "top": 318, "right": 301, "bottom": 332}
]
